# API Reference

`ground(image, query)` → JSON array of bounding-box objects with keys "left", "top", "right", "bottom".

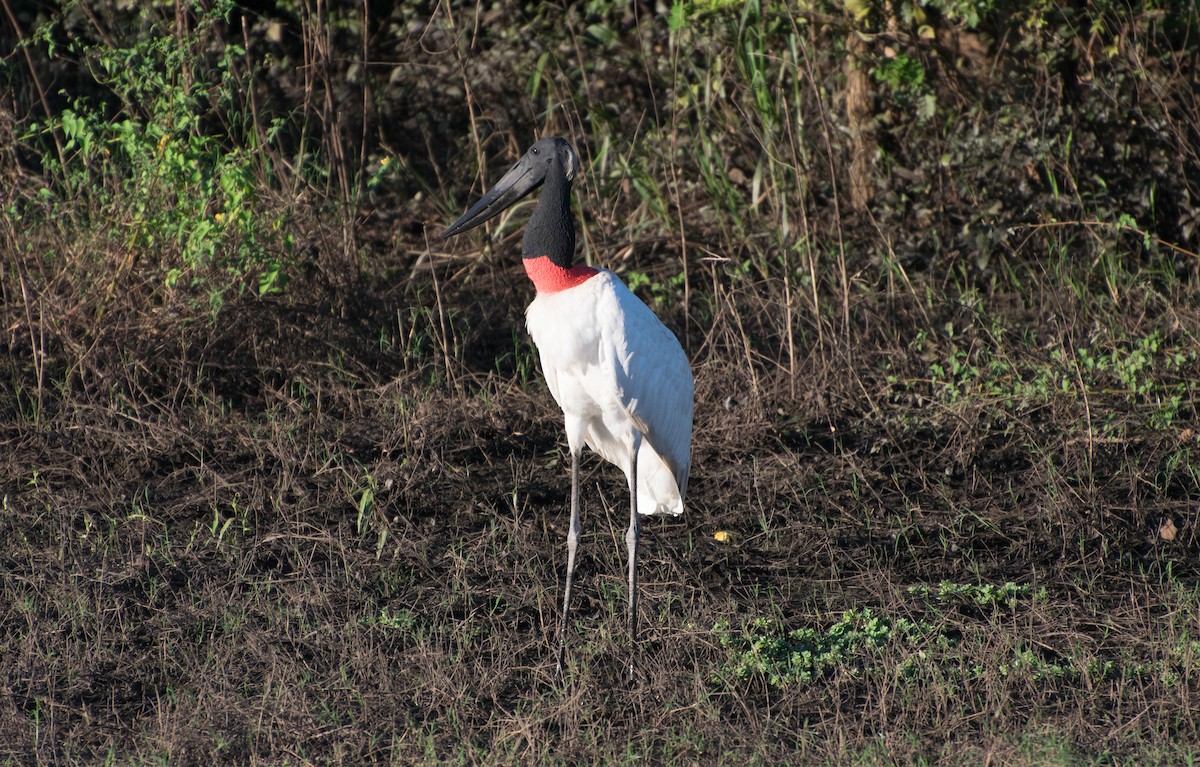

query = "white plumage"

[{"left": 526, "top": 270, "right": 692, "bottom": 518}]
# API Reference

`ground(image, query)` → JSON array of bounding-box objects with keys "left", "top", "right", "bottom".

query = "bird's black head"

[{"left": 440, "top": 137, "right": 580, "bottom": 239}]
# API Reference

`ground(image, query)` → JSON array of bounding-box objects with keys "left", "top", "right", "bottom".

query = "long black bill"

[{"left": 440, "top": 157, "right": 544, "bottom": 239}]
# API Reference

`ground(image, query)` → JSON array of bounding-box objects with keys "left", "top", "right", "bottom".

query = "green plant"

[
  {"left": 872, "top": 53, "right": 935, "bottom": 121},
  {"left": 715, "top": 608, "right": 951, "bottom": 686},
  {"left": 907, "top": 581, "right": 1032, "bottom": 608},
  {"left": 23, "top": 0, "right": 288, "bottom": 304}
]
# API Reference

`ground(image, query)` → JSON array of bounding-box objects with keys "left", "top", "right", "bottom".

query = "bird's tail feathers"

[{"left": 636, "top": 450, "right": 685, "bottom": 517}]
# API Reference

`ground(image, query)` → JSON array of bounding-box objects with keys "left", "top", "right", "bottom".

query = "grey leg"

[
  {"left": 557, "top": 449, "right": 582, "bottom": 674},
  {"left": 625, "top": 437, "right": 641, "bottom": 678}
]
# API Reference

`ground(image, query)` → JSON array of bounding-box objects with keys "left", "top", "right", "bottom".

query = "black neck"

[{"left": 522, "top": 162, "right": 575, "bottom": 268}]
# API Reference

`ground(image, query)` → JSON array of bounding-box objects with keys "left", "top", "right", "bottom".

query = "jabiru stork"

[{"left": 440, "top": 136, "right": 694, "bottom": 676}]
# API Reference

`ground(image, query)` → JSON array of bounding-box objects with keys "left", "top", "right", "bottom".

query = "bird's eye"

[{"left": 531, "top": 147, "right": 540, "bottom": 155}]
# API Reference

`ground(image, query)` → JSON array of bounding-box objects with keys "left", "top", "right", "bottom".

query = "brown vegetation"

[{"left": 2, "top": 1, "right": 1200, "bottom": 764}]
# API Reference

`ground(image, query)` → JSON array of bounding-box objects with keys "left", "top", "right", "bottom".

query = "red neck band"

[{"left": 522, "top": 256, "right": 599, "bottom": 294}]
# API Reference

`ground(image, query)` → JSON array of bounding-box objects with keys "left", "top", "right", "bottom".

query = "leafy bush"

[{"left": 19, "top": 0, "right": 289, "bottom": 305}]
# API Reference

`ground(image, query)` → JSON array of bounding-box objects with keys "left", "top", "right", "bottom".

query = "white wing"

[{"left": 591, "top": 272, "right": 693, "bottom": 515}]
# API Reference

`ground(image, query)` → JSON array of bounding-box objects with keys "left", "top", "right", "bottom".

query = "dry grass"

[{"left": 3, "top": 1, "right": 1200, "bottom": 765}]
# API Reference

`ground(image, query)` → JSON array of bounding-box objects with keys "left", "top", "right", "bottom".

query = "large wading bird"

[{"left": 440, "top": 137, "right": 694, "bottom": 675}]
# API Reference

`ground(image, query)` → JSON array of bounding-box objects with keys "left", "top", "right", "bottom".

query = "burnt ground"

[{"left": 4, "top": 1, "right": 1200, "bottom": 764}]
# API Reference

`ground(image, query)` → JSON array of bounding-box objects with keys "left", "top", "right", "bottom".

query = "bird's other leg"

[
  {"left": 556, "top": 448, "right": 582, "bottom": 675},
  {"left": 625, "top": 434, "right": 642, "bottom": 679}
]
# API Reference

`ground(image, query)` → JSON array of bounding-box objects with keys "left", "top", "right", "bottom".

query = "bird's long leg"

[
  {"left": 625, "top": 436, "right": 642, "bottom": 679},
  {"left": 556, "top": 449, "right": 582, "bottom": 675}
]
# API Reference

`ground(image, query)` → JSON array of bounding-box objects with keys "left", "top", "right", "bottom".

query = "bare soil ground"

[{"left": 4, "top": 256, "right": 1199, "bottom": 765}]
